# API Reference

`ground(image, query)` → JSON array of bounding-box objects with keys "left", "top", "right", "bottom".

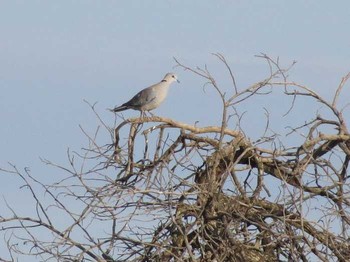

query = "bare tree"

[{"left": 1, "top": 54, "right": 350, "bottom": 261}]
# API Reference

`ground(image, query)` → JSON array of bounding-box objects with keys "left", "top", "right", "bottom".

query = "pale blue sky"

[{"left": 0, "top": 1, "right": 350, "bottom": 260}]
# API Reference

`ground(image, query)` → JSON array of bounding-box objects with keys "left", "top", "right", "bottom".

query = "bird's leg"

[
  {"left": 142, "top": 111, "right": 154, "bottom": 118},
  {"left": 143, "top": 111, "right": 155, "bottom": 118}
]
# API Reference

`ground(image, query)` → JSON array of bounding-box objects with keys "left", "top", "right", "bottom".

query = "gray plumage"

[{"left": 111, "top": 73, "right": 179, "bottom": 113}]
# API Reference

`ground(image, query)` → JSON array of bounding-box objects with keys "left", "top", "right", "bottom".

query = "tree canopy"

[{"left": 1, "top": 55, "right": 350, "bottom": 261}]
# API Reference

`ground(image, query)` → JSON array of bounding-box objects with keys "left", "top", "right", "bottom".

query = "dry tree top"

[{"left": 1, "top": 54, "right": 350, "bottom": 262}]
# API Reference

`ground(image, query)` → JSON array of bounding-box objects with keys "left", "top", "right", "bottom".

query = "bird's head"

[{"left": 163, "top": 73, "right": 180, "bottom": 84}]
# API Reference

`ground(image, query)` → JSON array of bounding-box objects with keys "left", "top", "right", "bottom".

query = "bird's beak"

[{"left": 176, "top": 79, "right": 180, "bottom": 83}]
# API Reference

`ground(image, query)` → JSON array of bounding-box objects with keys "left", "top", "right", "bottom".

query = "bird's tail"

[{"left": 109, "top": 105, "right": 128, "bottom": 112}]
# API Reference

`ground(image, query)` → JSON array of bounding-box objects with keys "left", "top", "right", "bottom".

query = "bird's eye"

[{"left": 172, "top": 75, "right": 175, "bottom": 78}]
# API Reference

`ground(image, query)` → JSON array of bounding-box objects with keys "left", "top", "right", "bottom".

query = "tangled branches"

[{"left": 0, "top": 55, "right": 350, "bottom": 261}]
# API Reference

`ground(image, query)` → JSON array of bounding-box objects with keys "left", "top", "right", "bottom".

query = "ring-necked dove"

[{"left": 110, "top": 73, "right": 179, "bottom": 114}]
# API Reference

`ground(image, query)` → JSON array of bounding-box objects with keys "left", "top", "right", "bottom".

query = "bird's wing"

[{"left": 123, "top": 85, "right": 157, "bottom": 108}]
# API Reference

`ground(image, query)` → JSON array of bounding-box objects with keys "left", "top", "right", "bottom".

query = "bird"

[{"left": 110, "top": 73, "right": 179, "bottom": 115}]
